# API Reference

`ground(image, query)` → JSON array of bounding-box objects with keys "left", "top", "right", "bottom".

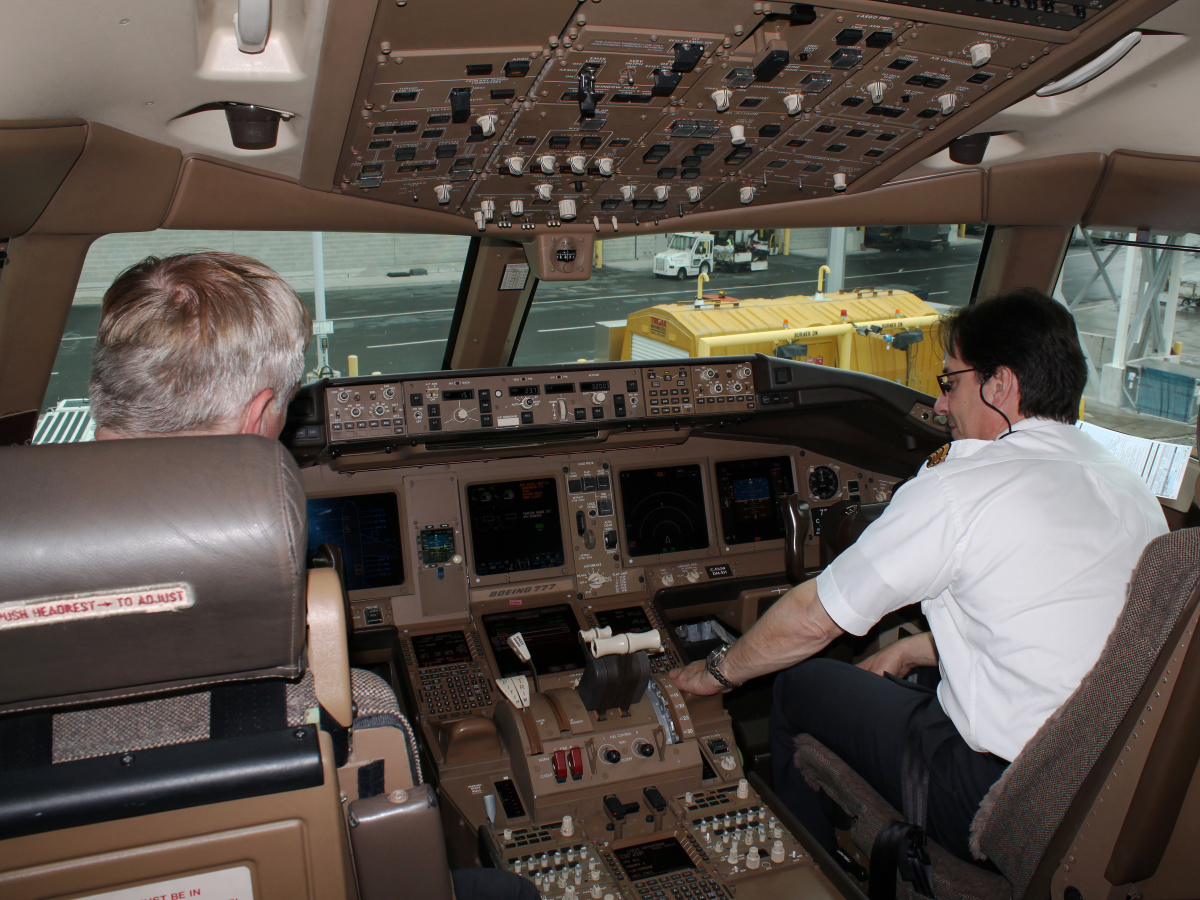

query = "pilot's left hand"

[{"left": 669, "top": 660, "right": 724, "bottom": 696}]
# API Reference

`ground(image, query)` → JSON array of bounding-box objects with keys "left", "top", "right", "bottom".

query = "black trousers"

[
  {"left": 769, "top": 658, "right": 1009, "bottom": 862},
  {"left": 452, "top": 868, "right": 541, "bottom": 900}
]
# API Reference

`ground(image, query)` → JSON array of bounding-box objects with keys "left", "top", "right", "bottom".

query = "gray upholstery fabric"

[
  {"left": 795, "top": 736, "right": 1011, "bottom": 900},
  {"left": 47, "top": 669, "right": 407, "bottom": 763},
  {"left": 971, "top": 528, "right": 1200, "bottom": 896},
  {"left": 0, "top": 436, "right": 307, "bottom": 713},
  {"left": 350, "top": 668, "right": 403, "bottom": 718},
  {"left": 53, "top": 692, "right": 211, "bottom": 763}
]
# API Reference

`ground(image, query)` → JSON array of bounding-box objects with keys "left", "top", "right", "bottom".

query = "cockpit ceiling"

[{"left": 331, "top": 0, "right": 1164, "bottom": 231}]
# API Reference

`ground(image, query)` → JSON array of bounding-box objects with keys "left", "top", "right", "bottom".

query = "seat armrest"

[{"left": 307, "top": 568, "right": 353, "bottom": 728}]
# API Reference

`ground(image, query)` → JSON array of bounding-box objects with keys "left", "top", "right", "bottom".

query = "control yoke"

[{"left": 782, "top": 493, "right": 815, "bottom": 584}]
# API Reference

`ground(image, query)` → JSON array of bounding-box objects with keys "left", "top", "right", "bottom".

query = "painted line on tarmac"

[
  {"left": 538, "top": 325, "right": 596, "bottom": 332},
  {"left": 530, "top": 261, "right": 980, "bottom": 307},
  {"left": 367, "top": 338, "right": 445, "bottom": 349},
  {"left": 333, "top": 308, "right": 454, "bottom": 323}
]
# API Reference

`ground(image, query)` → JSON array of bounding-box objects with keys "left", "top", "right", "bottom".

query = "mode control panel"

[
  {"left": 643, "top": 365, "right": 695, "bottom": 417},
  {"left": 327, "top": 382, "right": 405, "bottom": 442}
]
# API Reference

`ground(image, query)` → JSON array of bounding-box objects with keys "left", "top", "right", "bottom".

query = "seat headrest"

[{"left": 0, "top": 435, "right": 307, "bottom": 713}]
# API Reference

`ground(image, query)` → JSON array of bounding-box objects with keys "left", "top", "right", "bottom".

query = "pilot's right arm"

[{"left": 669, "top": 578, "right": 844, "bottom": 696}]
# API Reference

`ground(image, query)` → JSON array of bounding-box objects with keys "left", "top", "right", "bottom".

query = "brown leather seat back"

[
  {"left": 0, "top": 436, "right": 358, "bottom": 900},
  {"left": 0, "top": 435, "right": 306, "bottom": 714}
]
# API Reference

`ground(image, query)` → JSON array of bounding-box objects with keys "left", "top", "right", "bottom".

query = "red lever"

[
  {"left": 552, "top": 749, "right": 568, "bottom": 784},
  {"left": 568, "top": 746, "right": 583, "bottom": 781}
]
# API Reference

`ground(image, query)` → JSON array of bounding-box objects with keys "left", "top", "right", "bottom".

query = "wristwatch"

[{"left": 705, "top": 643, "right": 743, "bottom": 692}]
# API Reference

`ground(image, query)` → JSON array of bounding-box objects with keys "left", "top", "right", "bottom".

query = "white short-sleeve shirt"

[{"left": 815, "top": 417, "right": 1168, "bottom": 762}]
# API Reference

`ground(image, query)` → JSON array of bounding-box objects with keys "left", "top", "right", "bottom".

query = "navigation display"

[
  {"left": 619, "top": 464, "right": 709, "bottom": 557},
  {"left": 612, "top": 837, "right": 696, "bottom": 881},
  {"left": 714, "top": 456, "right": 796, "bottom": 544},
  {"left": 466, "top": 478, "right": 565, "bottom": 576},
  {"left": 306, "top": 492, "right": 403, "bottom": 592},
  {"left": 481, "top": 604, "right": 586, "bottom": 677}
]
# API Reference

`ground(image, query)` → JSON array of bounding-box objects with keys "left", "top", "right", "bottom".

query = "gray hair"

[{"left": 89, "top": 251, "right": 312, "bottom": 436}]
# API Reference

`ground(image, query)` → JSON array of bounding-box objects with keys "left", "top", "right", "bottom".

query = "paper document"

[{"left": 1077, "top": 422, "right": 1192, "bottom": 500}]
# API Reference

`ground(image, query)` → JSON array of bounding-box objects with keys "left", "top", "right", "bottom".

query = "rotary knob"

[
  {"left": 591, "top": 391, "right": 606, "bottom": 404},
  {"left": 454, "top": 407, "right": 469, "bottom": 421}
]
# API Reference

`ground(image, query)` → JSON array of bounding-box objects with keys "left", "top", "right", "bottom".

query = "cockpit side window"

[{"left": 37, "top": 230, "right": 472, "bottom": 443}]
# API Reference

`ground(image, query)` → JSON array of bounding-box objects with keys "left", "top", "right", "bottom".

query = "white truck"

[{"left": 653, "top": 231, "right": 768, "bottom": 278}]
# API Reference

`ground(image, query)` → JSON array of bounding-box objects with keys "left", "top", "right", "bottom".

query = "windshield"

[{"left": 512, "top": 225, "right": 986, "bottom": 368}]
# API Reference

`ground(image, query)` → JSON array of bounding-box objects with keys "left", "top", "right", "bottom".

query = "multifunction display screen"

[
  {"left": 612, "top": 838, "right": 696, "bottom": 881},
  {"left": 306, "top": 492, "right": 403, "bottom": 592},
  {"left": 593, "top": 605, "right": 652, "bottom": 635},
  {"left": 714, "top": 456, "right": 796, "bottom": 544},
  {"left": 411, "top": 630, "right": 473, "bottom": 668},
  {"left": 466, "top": 479, "right": 565, "bottom": 575},
  {"left": 619, "top": 465, "right": 709, "bottom": 557},
  {"left": 481, "top": 604, "right": 586, "bottom": 677}
]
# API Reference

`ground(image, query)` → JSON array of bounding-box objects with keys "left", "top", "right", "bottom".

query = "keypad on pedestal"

[{"left": 419, "top": 661, "right": 493, "bottom": 719}]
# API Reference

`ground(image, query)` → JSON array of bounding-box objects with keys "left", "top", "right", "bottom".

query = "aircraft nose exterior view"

[{"left": 5, "top": 1, "right": 1200, "bottom": 899}]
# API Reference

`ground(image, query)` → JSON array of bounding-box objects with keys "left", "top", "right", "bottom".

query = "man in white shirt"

[{"left": 670, "top": 288, "right": 1168, "bottom": 862}]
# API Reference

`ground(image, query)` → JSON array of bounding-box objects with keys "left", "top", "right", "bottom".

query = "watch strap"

[{"left": 705, "top": 644, "right": 742, "bottom": 691}]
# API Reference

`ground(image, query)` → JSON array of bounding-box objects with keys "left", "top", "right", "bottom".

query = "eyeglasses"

[{"left": 936, "top": 367, "right": 977, "bottom": 395}]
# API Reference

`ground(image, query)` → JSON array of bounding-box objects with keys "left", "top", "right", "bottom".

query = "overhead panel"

[{"left": 330, "top": 0, "right": 1162, "bottom": 231}]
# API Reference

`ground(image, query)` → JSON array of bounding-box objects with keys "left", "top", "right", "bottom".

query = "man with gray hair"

[
  {"left": 89, "top": 250, "right": 311, "bottom": 440},
  {"left": 87, "top": 250, "right": 543, "bottom": 900}
]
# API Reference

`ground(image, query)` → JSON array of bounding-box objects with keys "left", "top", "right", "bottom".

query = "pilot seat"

[{"left": 0, "top": 435, "right": 451, "bottom": 900}]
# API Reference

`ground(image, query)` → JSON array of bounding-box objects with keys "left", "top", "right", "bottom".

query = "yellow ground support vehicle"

[{"left": 619, "top": 289, "right": 944, "bottom": 396}]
